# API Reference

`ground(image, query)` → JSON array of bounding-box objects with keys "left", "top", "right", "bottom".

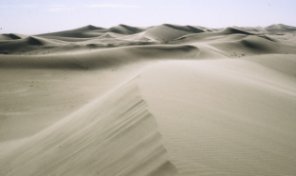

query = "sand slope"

[
  {"left": 0, "top": 24, "right": 296, "bottom": 176},
  {"left": 0, "top": 80, "right": 177, "bottom": 176},
  {"left": 139, "top": 57, "right": 296, "bottom": 175}
]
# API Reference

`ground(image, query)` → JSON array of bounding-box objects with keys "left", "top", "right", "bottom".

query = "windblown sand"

[{"left": 0, "top": 24, "right": 296, "bottom": 176}]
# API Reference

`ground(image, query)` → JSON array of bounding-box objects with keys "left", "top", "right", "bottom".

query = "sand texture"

[{"left": 1, "top": 24, "right": 296, "bottom": 176}]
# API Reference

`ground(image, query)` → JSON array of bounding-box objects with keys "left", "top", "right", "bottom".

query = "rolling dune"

[{"left": 0, "top": 24, "right": 296, "bottom": 176}]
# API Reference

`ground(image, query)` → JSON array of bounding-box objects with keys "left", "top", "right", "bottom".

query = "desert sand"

[{"left": 0, "top": 24, "right": 296, "bottom": 176}]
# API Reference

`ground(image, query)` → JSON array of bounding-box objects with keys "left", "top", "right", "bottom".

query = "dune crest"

[
  {"left": 266, "top": 24, "right": 296, "bottom": 33},
  {"left": 0, "top": 79, "right": 178, "bottom": 176}
]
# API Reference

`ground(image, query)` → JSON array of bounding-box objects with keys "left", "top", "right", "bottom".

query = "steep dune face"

[
  {"left": 0, "top": 80, "right": 177, "bottom": 176},
  {"left": 231, "top": 27, "right": 266, "bottom": 34},
  {"left": 25, "top": 36, "right": 48, "bottom": 46},
  {"left": 241, "top": 35, "right": 278, "bottom": 51},
  {"left": 221, "top": 27, "right": 252, "bottom": 35}
]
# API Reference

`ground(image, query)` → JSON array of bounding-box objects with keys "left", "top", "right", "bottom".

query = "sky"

[{"left": 0, "top": 0, "right": 296, "bottom": 34}]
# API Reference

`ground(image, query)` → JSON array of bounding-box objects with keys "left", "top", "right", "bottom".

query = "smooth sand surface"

[{"left": 0, "top": 24, "right": 296, "bottom": 176}]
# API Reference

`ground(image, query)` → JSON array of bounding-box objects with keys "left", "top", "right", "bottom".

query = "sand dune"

[
  {"left": 139, "top": 57, "right": 296, "bottom": 175},
  {"left": 39, "top": 25, "right": 107, "bottom": 38},
  {"left": 0, "top": 79, "right": 177, "bottom": 176},
  {"left": 0, "top": 36, "right": 69, "bottom": 54},
  {"left": 266, "top": 24, "right": 296, "bottom": 33},
  {"left": 212, "top": 35, "right": 280, "bottom": 56},
  {"left": 0, "top": 24, "right": 296, "bottom": 176},
  {"left": 142, "top": 24, "right": 202, "bottom": 43},
  {"left": 0, "top": 34, "right": 26, "bottom": 41},
  {"left": 0, "top": 44, "right": 198, "bottom": 69},
  {"left": 221, "top": 27, "right": 252, "bottom": 35},
  {"left": 109, "top": 24, "right": 144, "bottom": 34}
]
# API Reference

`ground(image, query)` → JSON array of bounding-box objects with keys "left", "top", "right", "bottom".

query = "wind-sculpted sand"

[{"left": 0, "top": 24, "right": 296, "bottom": 176}]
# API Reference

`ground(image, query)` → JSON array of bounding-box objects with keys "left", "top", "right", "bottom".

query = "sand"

[{"left": 0, "top": 24, "right": 296, "bottom": 176}]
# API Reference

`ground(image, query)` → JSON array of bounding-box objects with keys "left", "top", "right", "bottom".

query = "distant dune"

[
  {"left": 0, "top": 33, "right": 26, "bottom": 40},
  {"left": 0, "top": 24, "right": 296, "bottom": 176},
  {"left": 266, "top": 24, "right": 296, "bottom": 33}
]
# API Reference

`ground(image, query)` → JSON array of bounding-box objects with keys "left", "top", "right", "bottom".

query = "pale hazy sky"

[{"left": 0, "top": 0, "right": 296, "bottom": 34}]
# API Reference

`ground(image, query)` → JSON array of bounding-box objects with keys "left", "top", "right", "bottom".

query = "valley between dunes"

[{"left": 0, "top": 24, "right": 296, "bottom": 176}]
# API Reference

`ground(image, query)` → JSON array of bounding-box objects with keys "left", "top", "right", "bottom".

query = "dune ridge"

[
  {"left": 1, "top": 23, "right": 295, "bottom": 55},
  {"left": 0, "top": 44, "right": 199, "bottom": 69},
  {"left": 0, "top": 34, "right": 25, "bottom": 40},
  {"left": 0, "top": 78, "right": 177, "bottom": 176},
  {"left": 109, "top": 24, "right": 144, "bottom": 34},
  {"left": 266, "top": 24, "right": 296, "bottom": 33}
]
